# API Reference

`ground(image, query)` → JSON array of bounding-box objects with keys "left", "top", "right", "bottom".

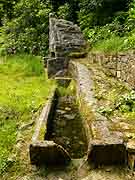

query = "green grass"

[
  {"left": 0, "top": 54, "right": 55, "bottom": 175},
  {"left": 92, "top": 35, "right": 125, "bottom": 54},
  {"left": 58, "top": 80, "right": 76, "bottom": 97}
]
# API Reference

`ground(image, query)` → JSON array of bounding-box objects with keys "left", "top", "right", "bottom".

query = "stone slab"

[
  {"left": 47, "top": 57, "right": 69, "bottom": 78},
  {"left": 49, "top": 14, "right": 87, "bottom": 57},
  {"left": 30, "top": 141, "right": 71, "bottom": 165},
  {"left": 31, "top": 88, "right": 57, "bottom": 143},
  {"left": 88, "top": 140, "right": 126, "bottom": 166}
]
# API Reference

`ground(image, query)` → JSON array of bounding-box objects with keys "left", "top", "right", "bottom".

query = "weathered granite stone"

[
  {"left": 31, "top": 88, "right": 57, "bottom": 143},
  {"left": 88, "top": 120, "right": 126, "bottom": 165},
  {"left": 49, "top": 14, "right": 86, "bottom": 57}
]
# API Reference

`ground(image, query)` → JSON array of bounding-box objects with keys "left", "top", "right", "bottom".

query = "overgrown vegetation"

[
  {"left": 87, "top": 63, "right": 135, "bottom": 119},
  {"left": 0, "top": 55, "right": 55, "bottom": 175},
  {"left": 0, "top": 0, "right": 52, "bottom": 56},
  {"left": 96, "top": 84, "right": 135, "bottom": 118},
  {"left": 97, "top": 87, "right": 135, "bottom": 121},
  {"left": 79, "top": 0, "right": 135, "bottom": 53},
  {"left": 1, "top": 0, "right": 135, "bottom": 55},
  {"left": 58, "top": 80, "right": 76, "bottom": 97},
  {"left": 79, "top": 61, "right": 135, "bottom": 119}
]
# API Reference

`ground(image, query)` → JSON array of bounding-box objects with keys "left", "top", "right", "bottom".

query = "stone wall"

[{"left": 88, "top": 52, "right": 135, "bottom": 88}]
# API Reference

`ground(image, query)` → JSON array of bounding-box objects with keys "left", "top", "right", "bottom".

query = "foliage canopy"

[{"left": 0, "top": 0, "right": 135, "bottom": 55}]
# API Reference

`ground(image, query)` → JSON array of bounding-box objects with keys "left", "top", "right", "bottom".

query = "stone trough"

[
  {"left": 29, "top": 82, "right": 88, "bottom": 166},
  {"left": 29, "top": 88, "right": 71, "bottom": 166}
]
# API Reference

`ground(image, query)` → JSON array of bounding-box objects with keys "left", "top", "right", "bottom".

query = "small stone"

[
  {"left": 66, "top": 140, "right": 70, "bottom": 145},
  {"left": 105, "top": 167, "right": 112, "bottom": 172},
  {"left": 79, "top": 141, "right": 84, "bottom": 145},
  {"left": 56, "top": 109, "right": 66, "bottom": 114},
  {"left": 19, "top": 120, "right": 34, "bottom": 131},
  {"left": 74, "top": 136, "right": 78, "bottom": 140},
  {"left": 63, "top": 114, "right": 75, "bottom": 120},
  {"left": 65, "top": 107, "right": 71, "bottom": 111},
  {"left": 52, "top": 133, "right": 56, "bottom": 136},
  {"left": 31, "top": 165, "right": 37, "bottom": 172}
]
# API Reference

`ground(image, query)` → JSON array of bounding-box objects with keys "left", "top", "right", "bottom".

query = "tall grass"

[
  {"left": 0, "top": 55, "right": 55, "bottom": 175},
  {"left": 0, "top": 54, "right": 44, "bottom": 76},
  {"left": 92, "top": 35, "right": 125, "bottom": 53}
]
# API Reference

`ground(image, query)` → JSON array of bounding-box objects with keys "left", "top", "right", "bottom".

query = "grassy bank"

[{"left": 0, "top": 55, "right": 55, "bottom": 176}]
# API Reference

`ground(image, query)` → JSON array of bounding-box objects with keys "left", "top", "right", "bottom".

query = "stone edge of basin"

[
  {"left": 69, "top": 61, "right": 128, "bottom": 166},
  {"left": 29, "top": 87, "right": 71, "bottom": 166}
]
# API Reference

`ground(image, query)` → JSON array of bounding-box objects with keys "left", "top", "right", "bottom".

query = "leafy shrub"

[
  {"left": 92, "top": 35, "right": 125, "bottom": 53},
  {"left": 2, "top": 0, "right": 52, "bottom": 56},
  {"left": 97, "top": 90, "right": 135, "bottom": 117},
  {"left": 126, "top": 0, "right": 135, "bottom": 31},
  {"left": 79, "top": 0, "right": 129, "bottom": 29},
  {"left": 78, "top": 0, "right": 133, "bottom": 52},
  {"left": 0, "top": 0, "right": 19, "bottom": 26},
  {"left": 98, "top": 106, "right": 113, "bottom": 117},
  {"left": 124, "top": 29, "right": 135, "bottom": 50},
  {"left": 57, "top": 3, "right": 70, "bottom": 20},
  {"left": 116, "top": 91, "right": 135, "bottom": 112},
  {"left": 83, "top": 25, "right": 113, "bottom": 45}
]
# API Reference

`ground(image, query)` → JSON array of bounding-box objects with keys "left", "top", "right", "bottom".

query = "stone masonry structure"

[
  {"left": 88, "top": 52, "right": 135, "bottom": 88},
  {"left": 49, "top": 13, "right": 86, "bottom": 57},
  {"left": 47, "top": 13, "right": 86, "bottom": 78}
]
